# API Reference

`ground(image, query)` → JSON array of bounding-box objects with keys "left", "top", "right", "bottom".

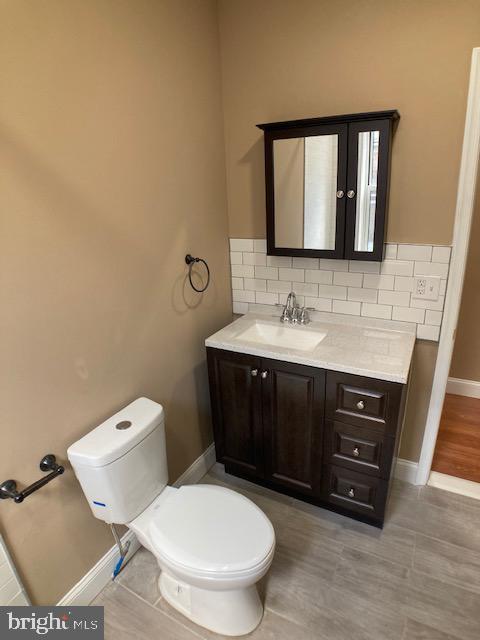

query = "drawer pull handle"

[
  {"left": 251, "top": 369, "right": 258, "bottom": 377},
  {"left": 347, "top": 487, "right": 355, "bottom": 498},
  {"left": 356, "top": 400, "right": 365, "bottom": 410},
  {"left": 352, "top": 446, "right": 360, "bottom": 457},
  {"left": 261, "top": 370, "right": 269, "bottom": 379}
]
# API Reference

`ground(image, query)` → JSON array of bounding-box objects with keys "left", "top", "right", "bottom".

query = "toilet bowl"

[{"left": 67, "top": 398, "right": 275, "bottom": 637}]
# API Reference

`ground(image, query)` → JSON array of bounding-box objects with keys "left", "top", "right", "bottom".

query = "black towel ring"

[{"left": 185, "top": 254, "right": 210, "bottom": 293}]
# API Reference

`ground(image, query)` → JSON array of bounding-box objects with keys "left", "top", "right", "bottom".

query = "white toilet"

[{"left": 67, "top": 397, "right": 275, "bottom": 636}]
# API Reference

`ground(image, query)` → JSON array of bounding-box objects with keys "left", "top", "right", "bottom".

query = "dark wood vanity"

[{"left": 207, "top": 347, "right": 407, "bottom": 528}]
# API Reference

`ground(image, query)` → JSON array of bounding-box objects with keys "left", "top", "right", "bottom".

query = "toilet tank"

[{"left": 67, "top": 398, "right": 168, "bottom": 524}]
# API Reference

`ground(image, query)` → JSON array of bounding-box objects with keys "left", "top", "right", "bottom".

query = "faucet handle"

[{"left": 299, "top": 306, "right": 315, "bottom": 325}]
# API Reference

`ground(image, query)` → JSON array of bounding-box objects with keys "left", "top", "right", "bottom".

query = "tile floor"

[{"left": 94, "top": 464, "right": 480, "bottom": 639}]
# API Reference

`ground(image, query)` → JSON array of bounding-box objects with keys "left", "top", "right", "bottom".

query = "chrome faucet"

[{"left": 278, "top": 292, "right": 314, "bottom": 324}]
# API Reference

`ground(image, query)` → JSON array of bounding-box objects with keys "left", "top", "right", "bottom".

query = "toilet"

[{"left": 67, "top": 397, "right": 275, "bottom": 636}]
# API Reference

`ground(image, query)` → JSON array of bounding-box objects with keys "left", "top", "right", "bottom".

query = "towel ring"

[{"left": 185, "top": 254, "right": 210, "bottom": 293}]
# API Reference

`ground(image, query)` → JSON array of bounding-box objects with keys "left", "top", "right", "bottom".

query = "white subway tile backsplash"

[
  {"left": 417, "top": 324, "right": 440, "bottom": 341},
  {"left": 244, "top": 278, "right": 266, "bottom": 292},
  {"left": 305, "top": 297, "right": 332, "bottom": 312},
  {"left": 318, "top": 284, "right": 347, "bottom": 300},
  {"left": 347, "top": 287, "right": 378, "bottom": 303},
  {"left": 230, "top": 238, "right": 254, "bottom": 252},
  {"left": 255, "top": 291, "right": 278, "bottom": 305},
  {"left": 233, "top": 301, "right": 249, "bottom": 314},
  {"left": 253, "top": 239, "right": 267, "bottom": 253},
  {"left": 228, "top": 240, "right": 451, "bottom": 342},
  {"left": 267, "top": 280, "right": 292, "bottom": 293},
  {"left": 255, "top": 265, "right": 278, "bottom": 280},
  {"left": 232, "top": 264, "right": 254, "bottom": 278},
  {"left": 363, "top": 274, "right": 395, "bottom": 290},
  {"left": 305, "top": 269, "right": 333, "bottom": 284},
  {"left": 232, "top": 277, "right": 243, "bottom": 290},
  {"left": 267, "top": 255, "right": 292, "bottom": 267},
  {"left": 293, "top": 257, "right": 319, "bottom": 269},
  {"left": 361, "top": 303, "right": 392, "bottom": 320},
  {"left": 279, "top": 267, "right": 305, "bottom": 282},
  {"left": 230, "top": 252, "right": 243, "bottom": 264},
  {"left": 333, "top": 300, "right": 362, "bottom": 316},
  {"left": 394, "top": 276, "right": 415, "bottom": 292},
  {"left": 293, "top": 282, "right": 319, "bottom": 296},
  {"left": 333, "top": 271, "right": 363, "bottom": 287},
  {"left": 233, "top": 289, "right": 255, "bottom": 303},
  {"left": 396, "top": 244, "right": 433, "bottom": 261},
  {"left": 432, "top": 246, "right": 451, "bottom": 263},
  {"left": 425, "top": 309, "right": 442, "bottom": 326},
  {"left": 348, "top": 261, "right": 380, "bottom": 274},
  {"left": 384, "top": 244, "right": 398, "bottom": 260},
  {"left": 243, "top": 252, "right": 267, "bottom": 266},
  {"left": 320, "top": 259, "right": 348, "bottom": 272},
  {"left": 381, "top": 260, "right": 414, "bottom": 276},
  {"left": 414, "top": 261, "right": 449, "bottom": 278},
  {"left": 411, "top": 295, "right": 445, "bottom": 311},
  {"left": 392, "top": 306, "right": 425, "bottom": 323},
  {"left": 378, "top": 290, "right": 411, "bottom": 307}
]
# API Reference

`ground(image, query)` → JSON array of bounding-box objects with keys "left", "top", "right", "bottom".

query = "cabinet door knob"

[
  {"left": 353, "top": 446, "right": 360, "bottom": 457},
  {"left": 356, "top": 400, "right": 365, "bottom": 410},
  {"left": 251, "top": 369, "right": 258, "bottom": 377},
  {"left": 347, "top": 487, "right": 355, "bottom": 498},
  {"left": 336, "top": 190, "right": 344, "bottom": 199},
  {"left": 347, "top": 189, "right": 356, "bottom": 198},
  {"left": 261, "top": 370, "right": 268, "bottom": 379}
]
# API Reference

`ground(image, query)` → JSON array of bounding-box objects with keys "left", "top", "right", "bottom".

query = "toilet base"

[{"left": 159, "top": 570, "right": 264, "bottom": 637}]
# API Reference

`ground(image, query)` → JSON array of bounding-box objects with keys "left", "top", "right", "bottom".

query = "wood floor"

[
  {"left": 432, "top": 393, "right": 480, "bottom": 482},
  {"left": 94, "top": 464, "right": 480, "bottom": 640}
]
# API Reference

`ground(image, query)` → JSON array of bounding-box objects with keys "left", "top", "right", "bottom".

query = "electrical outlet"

[{"left": 412, "top": 276, "right": 440, "bottom": 301}]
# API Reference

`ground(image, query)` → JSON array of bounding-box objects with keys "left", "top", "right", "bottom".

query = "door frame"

[{"left": 415, "top": 47, "right": 480, "bottom": 485}]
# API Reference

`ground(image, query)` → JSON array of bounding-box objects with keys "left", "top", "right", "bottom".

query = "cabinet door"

[
  {"left": 264, "top": 123, "right": 348, "bottom": 259},
  {"left": 344, "top": 119, "right": 392, "bottom": 261},
  {"left": 207, "top": 348, "right": 264, "bottom": 478},
  {"left": 261, "top": 358, "right": 325, "bottom": 497}
]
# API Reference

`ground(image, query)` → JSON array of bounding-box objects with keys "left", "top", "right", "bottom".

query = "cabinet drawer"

[
  {"left": 324, "top": 421, "right": 395, "bottom": 478},
  {"left": 326, "top": 371, "right": 404, "bottom": 435},
  {"left": 322, "top": 465, "right": 387, "bottom": 519}
]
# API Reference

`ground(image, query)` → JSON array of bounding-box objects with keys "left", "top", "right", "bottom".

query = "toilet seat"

[{"left": 148, "top": 484, "right": 275, "bottom": 580}]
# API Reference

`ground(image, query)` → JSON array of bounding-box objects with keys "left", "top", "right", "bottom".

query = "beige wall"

[
  {"left": 450, "top": 182, "right": 480, "bottom": 380},
  {"left": 218, "top": 0, "right": 480, "bottom": 243},
  {"left": 0, "top": 0, "right": 230, "bottom": 605}
]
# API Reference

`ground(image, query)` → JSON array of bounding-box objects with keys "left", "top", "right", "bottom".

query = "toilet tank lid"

[{"left": 67, "top": 398, "right": 164, "bottom": 468}]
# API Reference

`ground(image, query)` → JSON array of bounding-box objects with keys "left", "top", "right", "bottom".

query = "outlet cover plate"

[{"left": 412, "top": 276, "right": 440, "bottom": 301}]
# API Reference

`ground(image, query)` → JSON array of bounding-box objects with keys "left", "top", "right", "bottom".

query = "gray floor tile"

[
  {"left": 405, "top": 570, "right": 480, "bottom": 640},
  {"left": 403, "top": 619, "right": 463, "bottom": 640},
  {"left": 419, "top": 485, "right": 480, "bottom": 513},
  {"left": 414, "top": 533, "right": 480, "bottom": 594},
  {"left": 93, "top": 581, "right": 201, "bottom": 640},
  {"left": 117, "top": 547, "right": 160, "bottom": 604}
]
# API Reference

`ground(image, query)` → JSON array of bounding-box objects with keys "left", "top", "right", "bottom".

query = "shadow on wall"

[{"left": 240, "top": 137, "right": 265, "bottom": 235}]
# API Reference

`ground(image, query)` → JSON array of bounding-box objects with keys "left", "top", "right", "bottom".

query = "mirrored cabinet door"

[
  {"left": 344, "top": 120, "right": 391, "bottom": 261},
  {"left": 265, "top": 124, "right": 348, "bottom": 258}
]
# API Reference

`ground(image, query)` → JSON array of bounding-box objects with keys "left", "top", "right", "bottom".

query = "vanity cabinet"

[
  {"left": 207, "top": 347, "right": 407, "bottom": 527},
  {"left": 257, "top": 111, "right": 399, "bottom": 262}
]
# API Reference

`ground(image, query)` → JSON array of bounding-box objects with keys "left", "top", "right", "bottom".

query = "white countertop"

[{"left": 205, "top": 312, "right": 416, "bottom": 383}]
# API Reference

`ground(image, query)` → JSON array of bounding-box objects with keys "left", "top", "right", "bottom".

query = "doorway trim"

[{"left": 416, "top": 47, "right": 480, "bottom": 485}]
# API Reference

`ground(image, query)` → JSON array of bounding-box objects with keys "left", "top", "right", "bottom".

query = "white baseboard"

[
  {"left": 428, "top": 471, "right": 480, "bottom": 500},
  {"left": 446, "top": 377, "right": 480, "bottom": 398},
  {"left": 394, "top": 458, "right": 419, "bottom": 484},
  {"left": 57, "top": 529, "right": 141, "bottom": 606},
  {"left": 57, "top": 442, "right": 217, "bottom": 606},
  {"left": 173, "top": 442, "right": 216, "bottom": 487}
]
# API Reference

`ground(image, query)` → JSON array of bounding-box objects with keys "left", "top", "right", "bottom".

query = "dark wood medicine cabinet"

[{"left": 257, "top": 110, "right": 400, "bottom": 262}]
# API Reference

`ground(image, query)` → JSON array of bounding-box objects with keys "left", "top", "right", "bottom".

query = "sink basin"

[{"left": 236, "top": 321, "right": 327, "bottom": 352}]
